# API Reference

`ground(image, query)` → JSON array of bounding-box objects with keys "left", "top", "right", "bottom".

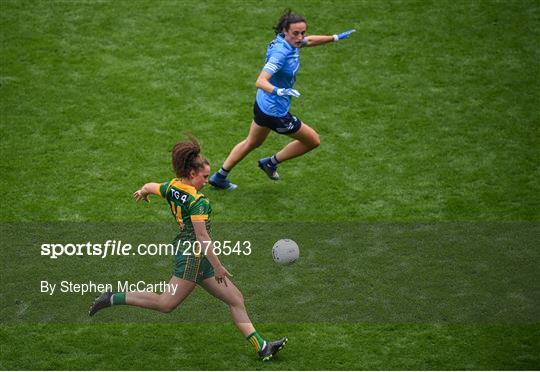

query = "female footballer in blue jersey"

[
  {"left": 89, "top": 138, "right": 286, "bottom": 361},
  {"left": 210, "top": 9, "right": 355, "bottom": 189}
]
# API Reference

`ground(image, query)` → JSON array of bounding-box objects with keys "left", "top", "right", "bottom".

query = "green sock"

[
  {"left": 247, "top": 331, "right": 266, "bottom": 352},
  {"left": 112, "top": 292, "right": 126, "bottom": 305}
]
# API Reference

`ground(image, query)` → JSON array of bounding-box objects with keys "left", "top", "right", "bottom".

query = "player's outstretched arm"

[
  {"left": 302, "top": 29, "right": 356, "bottom": 47},
  {"left": 133, "top": 182, "right": 160, "bottom": 202}
]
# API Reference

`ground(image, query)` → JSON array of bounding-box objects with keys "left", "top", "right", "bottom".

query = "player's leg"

[
  {"left": 223, "top": 121, "right": 271, "bottom": 170},
  {"left": 276, "top": 122, "right": 320, "bottom": 162},
  {"left": 210, "top": 121, "right": 271, "bottom": 189},
  {"left": 258, "top": 122, "right": 320, "bottom": 181},
  {"left": 89, "top": 276, "right": 196, "bottom": 316},
  {"left": 201, "top": 277, "right": 253, "bottom": 333},
  {"left": 124, "top": 276, "right": 196, "bottom": 313},
  {"left": 201, "top": 277, "right": 287, "bottom": 360}
]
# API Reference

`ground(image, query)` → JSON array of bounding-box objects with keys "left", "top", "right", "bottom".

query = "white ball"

[{"left": 272, "top": 239, "right": 299, "bottom": 265}]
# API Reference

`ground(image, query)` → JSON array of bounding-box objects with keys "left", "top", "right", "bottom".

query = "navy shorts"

[{"left": 253, "top": 101, "right": 302, "bottom": 134}]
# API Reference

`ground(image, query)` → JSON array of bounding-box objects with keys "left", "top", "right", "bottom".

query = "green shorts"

[{"left": 174, "top": 253, "right": 215, "bottom": 284}]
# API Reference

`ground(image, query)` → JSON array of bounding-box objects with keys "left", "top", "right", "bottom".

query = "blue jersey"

[{"left": 256, "top": 33, "right": 300, "bottom": 117}]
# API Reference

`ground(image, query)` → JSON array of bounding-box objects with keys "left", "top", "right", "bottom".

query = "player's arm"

[
  {"left": 133, "top": 182, "right": 161, "bottom": 202},
  {"left": 301, "top": 35, "right": 334, "bottom": 47},
  {"left": 255, "top": 70, "right": 276, "bottom": 94},
  {"left": 301, "top": 29, "right": 357, "bottom": 48},
  {"left": 192, "top": 220, "right": 232, "bottom": 286},
  {"left": 255, "top": 70, "right": 301, "bottom": 98}
]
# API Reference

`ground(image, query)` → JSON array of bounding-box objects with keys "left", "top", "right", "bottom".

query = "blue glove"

[
  {"left": 276, "top": 88, "right": 301, "bottom": 98},
  {"left": 334, "top": 29, "right": 356, "bottom": 41}
]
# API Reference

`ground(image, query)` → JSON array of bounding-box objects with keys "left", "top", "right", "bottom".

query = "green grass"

[
  {"left": 1, "top": 0, "right": 538, "bottom": 222},
  {"left": 1, "top": 324, "right": 539, "bottom": 370},
  {"left": 1, "top": 0, "right": 539, "bottom": 370}
]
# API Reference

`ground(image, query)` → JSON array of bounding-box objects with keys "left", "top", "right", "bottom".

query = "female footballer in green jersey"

[{"left": 89, "top": 138, "right": 286, "bottom": 361}]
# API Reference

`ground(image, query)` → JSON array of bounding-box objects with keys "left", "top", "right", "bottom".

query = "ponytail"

[{"left": 171, "top": 137, "right": 209, "bottom": 178}]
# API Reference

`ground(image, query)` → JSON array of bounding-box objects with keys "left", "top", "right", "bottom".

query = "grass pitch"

[{"left": 1, "top": 0, "right": 539, "bottom": 370}]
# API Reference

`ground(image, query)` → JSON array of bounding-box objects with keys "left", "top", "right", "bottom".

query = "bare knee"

[
  {"left": 298, "top": 124, "right": 320, "bottom": 149},
  {"left": 312, "top": 132, "right": 321, "bottom": 148},
  {"left": 159, "top": 304, "right": 176, "bottom": 313},
  {"left": 307, "top": 132, "right": 320, "bottom": 149},
  {"left": 228, "top": 290, "right": 245, "bottom": 309},
  {"left": 158, "top": 298, "right": 179, "bottom": 313}
]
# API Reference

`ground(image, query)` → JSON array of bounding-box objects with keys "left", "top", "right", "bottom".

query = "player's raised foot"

[
  {"left": 258, "top": 158, "right": 279, "bottom": 181},
  {"left": 209, "top": 172, "right": 237, "bottom": 190},
  {"left": 259, "top": 337, "right": 288, "bottom": 361},
  {"left": 89, "top": 291, "right": 113, "bottom": 316}
]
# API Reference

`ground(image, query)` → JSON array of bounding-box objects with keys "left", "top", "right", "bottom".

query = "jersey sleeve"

[
  {"left": 159, "top": 181, "right": 171, "bottom": 198},
  {"left": 262, "top": 48, "right": 286, "bottom": 75},
  {"left": 189, "top": 197, "right": 211, "bottom": 222}
]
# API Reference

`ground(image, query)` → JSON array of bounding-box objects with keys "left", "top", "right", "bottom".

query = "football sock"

[
  {"left": 217, "top": 167, "right": 230, "bottom": 177},
  {"left": 112, "top": 292, "right": 126, "bottom": 305},
  {"left": 269, "top": 155, "right": 280, "bottom": 166},
  {"left": 247, "top": 331, "right": 266, "bottom": 352}
]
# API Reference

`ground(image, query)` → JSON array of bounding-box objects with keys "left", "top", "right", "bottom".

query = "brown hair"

[
  {"left": 273, "top": 9, "right": 307, "bottom": 35},
  {"left": 171, "top": 137, "right": 209, "bottom": 179}
]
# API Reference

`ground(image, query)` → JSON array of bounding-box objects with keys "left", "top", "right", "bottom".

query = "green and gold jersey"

[{"left": 159, "top": 179, "right": 212, "bottom": 242}]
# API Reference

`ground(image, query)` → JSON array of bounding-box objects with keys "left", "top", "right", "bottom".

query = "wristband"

[
  {"left": 272, "top": 86, "right": 279, "bottom": 95},
  {"left": 333, "top": 34, "right": 339, "bottom": 41}
]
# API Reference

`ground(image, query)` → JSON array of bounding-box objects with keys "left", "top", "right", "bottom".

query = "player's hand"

[
  {"left": 215, "top": 266, "right": 233, "bottom": 286},
  {"left": 277, "top": 88, "right": 301, "bottom": 98},
  {"left": 133, "top": 189, "right": 149, "bottom": 202},
  {"left": 334, "top": 29, "right": 356, "bottom": 41}
]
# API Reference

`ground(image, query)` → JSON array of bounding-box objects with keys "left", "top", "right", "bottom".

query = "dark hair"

[
  {"left": 273, "top": 9, "right": 307, "bottom": 35},
  {"left": 171, "top": 137, "right": 210, "bottom": 179}
]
